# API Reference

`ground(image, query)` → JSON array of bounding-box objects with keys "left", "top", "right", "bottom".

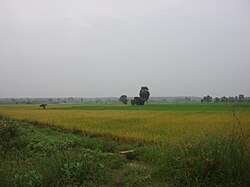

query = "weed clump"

[
  {"left": 154, "top": 134, "right": 250, "bottom": 186},
  {"left": 0, "top": 116, "right": 18, "bottom": 155},
  {"left": 60, "top": 153, "right": 111, "bottom": 186},
  {"left": 121, "top": 167, "right": 152, "bottom": 187},
  {"left": 14, "top": 170, "right": 43, "bottom": 187}
]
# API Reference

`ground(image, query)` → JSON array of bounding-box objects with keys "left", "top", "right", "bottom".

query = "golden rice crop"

[{"left": 0, "top": 104, "right": 249, "bottom": 143}]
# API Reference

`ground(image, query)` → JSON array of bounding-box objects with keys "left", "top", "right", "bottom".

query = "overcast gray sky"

[{"left": 0, "top": 0, "right": 250, "bottom": 98}]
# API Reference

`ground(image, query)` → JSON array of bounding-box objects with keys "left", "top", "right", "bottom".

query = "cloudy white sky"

[{"left": 0, "top": 0, "right": 250, "bottom": 98}]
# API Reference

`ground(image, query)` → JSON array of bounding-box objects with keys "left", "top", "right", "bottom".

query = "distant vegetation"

[
  {"left": 120, "top": 86, "right": 151, "bottom": 106},
  {"left": 202, "top": 94, "right": 249, "bottom": 103},
  {"left": 0, "top": 96, "right": 204, "bottom": 104},
  {"left": 1, "top": 93, "right": 249, "bottom": 105}
]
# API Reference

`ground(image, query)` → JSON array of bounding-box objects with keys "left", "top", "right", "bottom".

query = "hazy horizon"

[
  {"left": 1, "top": 0, "right": 250, "bottom": 98},
  {"left": 0, "top": 95, "right": 247, "bottom": 99}
]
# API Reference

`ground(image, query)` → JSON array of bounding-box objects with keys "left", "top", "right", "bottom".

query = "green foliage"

[
  {"left": 131, "top": 97, "right": 145, "bottom": 106},
  {"left": 139, "top": 86, "right": 150, "bottom": 102},
  {"left": 119, "top": 95, "right": 128, "bottom": 105},
  {"left": 154, "top": 134, "right": 250, "bottom": 186},
  {"left": 0, "top": 117, "right": 18, "bottom": 140},
  {"left": 130, "top": 86, "right": 150, "bottom": 106},
  {"left": 48, "top": 102, "right": 250, "bottom": 111},
  {"left": 102, "top": 153, "right": 127, "bottom": 169},
  {"left": 0, "top": 116, "right": 18, "bottom": 155},
  {"left": 14, "top": 171, "right": 43, "bottom": 187},
  {"left": 0, "top": 117, "right": 127, "bottom": 186},
  {"left": 60, "top": 153, "right": 111, "bottom": 186},
  {"left": 201, "top": 95, "right": 212, "bottom": 103},
  {"left": 136, "top": 145, "right": 164, "bottom": 165},
  {"left": 121, "top": 167, "right": 152, "bottom": 187}
]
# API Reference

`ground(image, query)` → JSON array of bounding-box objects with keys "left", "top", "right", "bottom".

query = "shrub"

[{"left": 0, "top": 117, "right": 18, "bottom": 155}]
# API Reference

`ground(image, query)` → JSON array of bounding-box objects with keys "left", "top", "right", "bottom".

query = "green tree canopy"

[
  {"left": 119, "top": 95, "right": 128, "bottom": 105},
  {"left": 131, "top": 86, "right": 150, "bottom": 106}
]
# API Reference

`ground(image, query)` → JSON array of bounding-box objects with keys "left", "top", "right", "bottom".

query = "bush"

[{"left": 0, "top": 117, "right": 18, "bottom": 155}]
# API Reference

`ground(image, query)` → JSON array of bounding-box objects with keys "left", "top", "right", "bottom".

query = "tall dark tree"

[
  {"left": 139, "top": 87, "right": 150, "bottom": 102},
  {"left": 131, "top": 86, "right": 150, "bottom": 105},
  {"left": 119, "top": 95, "right": 128, "bottom": 104}
]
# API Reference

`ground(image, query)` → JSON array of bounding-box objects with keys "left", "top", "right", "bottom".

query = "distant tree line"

[
  {"left": 201, "top": 95, "right": 212, "bottom": 103},
  {"left": 1, "top": 92, "right": 249, "bottom": 105},
  {"left": 0, "top": 96, "right": 203, "bottom": 104},
  {"left": 0, "top": 97, "right": 122, "bottom": 104},
  {"left": 201, "top": 94, "right": 250, "bottom": 103}
]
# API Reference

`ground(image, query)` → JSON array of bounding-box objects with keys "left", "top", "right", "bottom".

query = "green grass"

[
  {"left": 48, "top": 103, "right": 250, "bottom": 111},
  {"left": 0, "top": 116, "right": 128, "bottom": 186}
]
